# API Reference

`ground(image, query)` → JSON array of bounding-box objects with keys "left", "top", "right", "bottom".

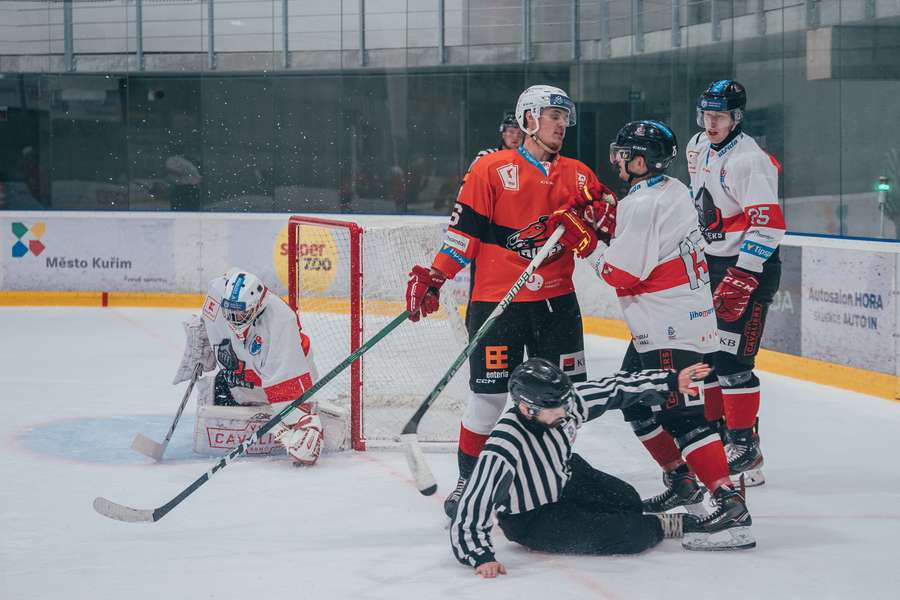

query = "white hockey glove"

[
  {"left": 275, "top": 412, "right": 324, "bottom": 466},
  {"left": 172, "top": 315, "right": 217, "bottom": 385}
]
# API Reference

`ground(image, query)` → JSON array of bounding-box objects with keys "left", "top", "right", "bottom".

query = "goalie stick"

[
  {"left": 93, "top": 310, "right": 411, "bottom": 524},
  {"left": 131, "top": 363, "right": 203, "bottom": 461},
  {"left": 401, "top": 225, "right": 566, "bottom": 496}
]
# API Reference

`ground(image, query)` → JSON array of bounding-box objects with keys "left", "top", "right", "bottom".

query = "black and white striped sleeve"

[
  {"left": 573, "top": 369, "right": 678, "bottom": 423},
  {"left": 449, "top": 450, "right": 515, "bottom": 568}
]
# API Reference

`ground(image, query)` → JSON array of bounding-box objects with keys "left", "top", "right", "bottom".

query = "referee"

[{"left": 450, "top": 357, "right": 711, "bottom": 578}]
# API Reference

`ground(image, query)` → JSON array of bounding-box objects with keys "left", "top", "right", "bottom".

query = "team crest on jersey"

[
  {"left": 506, "top": 216, "right": 563, "bottom": 261},
  {"left": 249, "top": 335, "right": 263, "bottom": 355},
  {"left": 203, "top": 296, "right": 219, "bottom": 320},
  {"left": 497, "top": 163, "right": 519, "bottom": 191}
]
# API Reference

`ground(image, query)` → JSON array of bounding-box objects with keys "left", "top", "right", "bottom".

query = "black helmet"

[
  {"left": 609, "top": 119, "right": 678, "bottom": 173},
  {"left": 499, "top": 111, "right": 519, "bottom": 133},
  {"left": 696, "top": 79, "right": 746, "bottom": 127},
  {"left": 509, "top": 357, "right": 574, "bottom": 418}
]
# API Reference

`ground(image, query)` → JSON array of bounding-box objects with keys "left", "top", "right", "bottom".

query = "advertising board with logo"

[
  {"left": 2, "top": 215, "right": 176, "bottom": 291},
  {"left": 801, "top": 246, "right": 897, "bottom": 375}
]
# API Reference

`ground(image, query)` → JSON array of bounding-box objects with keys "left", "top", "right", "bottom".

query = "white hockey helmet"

[
  {"left": 515, "top": 85, "right": 576, "bottom": 135},
  {"left": 221, "top": 268, "right": 268, "bottom": 335}
]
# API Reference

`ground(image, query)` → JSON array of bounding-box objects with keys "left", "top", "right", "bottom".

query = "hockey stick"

[
  {"left": 131, "top": 363, "right": 203, "bottom": 461},
  {"left": 401, "top": 225, "right": 566, "bottom": 496},
  {"left": 93, "top": 310, "right": 411, "bottom": 523}
]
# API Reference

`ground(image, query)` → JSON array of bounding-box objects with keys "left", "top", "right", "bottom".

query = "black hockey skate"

[
  {"left": 683, "top": 485, "right": 755, "bottom": 551},
  {"left": 642, "top": 464, "right": 707, "bottom": 516},
  {"left": 443, "top": 476, "right": 468, "bottom": 519},
  {"left": 727, "top": 427, "right": 765, "bottom": 487}
]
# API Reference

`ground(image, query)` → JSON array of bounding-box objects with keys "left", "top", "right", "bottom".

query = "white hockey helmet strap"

[
  {"left": 515, "top": 85, "right": 576, "bottom": 136},
  {"left": 221, "top": 268, "right": 268, "bottom": 335}
]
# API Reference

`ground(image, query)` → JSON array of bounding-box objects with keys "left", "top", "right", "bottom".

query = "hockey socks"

[
  {"left": 703, "top": 382, "right": 724, "bottom": 422},
  {"left": 637, "top": 427, "right": 683, "bottom": 472},
  {"left": 722, "top": 379, "right": 761, "bottom": 430},
  {"left": 682, "top": 434, "right": 730, "bottom": 492}
]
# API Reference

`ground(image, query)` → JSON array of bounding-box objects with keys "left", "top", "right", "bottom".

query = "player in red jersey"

[{"left": 404, "top": 85, "right": 616, "bottom": 519}]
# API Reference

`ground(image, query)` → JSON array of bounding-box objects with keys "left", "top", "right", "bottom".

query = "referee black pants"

[{"left": 497, "top": 454, "right": 663, "bottom": 555}]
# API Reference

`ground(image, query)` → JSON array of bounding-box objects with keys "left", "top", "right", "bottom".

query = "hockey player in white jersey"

[
  {"left": 553, "top": 120, "right": 754, "bottom": 550},
  {"left": 173, "top": 268, "right": 325, "bottom": 465},
  {"left": 687, "top": 80, "right": 785, "bottom": 486}
]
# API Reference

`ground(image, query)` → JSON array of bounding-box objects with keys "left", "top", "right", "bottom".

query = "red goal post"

[{"left": 287, "top": 215, "right": 469, "bottom": 451}]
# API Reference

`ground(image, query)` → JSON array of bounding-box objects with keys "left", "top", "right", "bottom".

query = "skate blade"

[
  {"left": 683, "top": 526, "right": 756, "bottom": 551},
  {"left": 731, "top": 468, "right": 765, "bottom": 487}
]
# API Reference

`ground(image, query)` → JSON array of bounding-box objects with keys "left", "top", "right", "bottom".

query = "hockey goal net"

[{"left": 287, "top": 216, "right": 470, "bottom": 451}]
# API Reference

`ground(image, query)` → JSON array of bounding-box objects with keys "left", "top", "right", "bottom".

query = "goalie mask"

[
  {"left": 221, "top": 268, "right": 268, "bottom": 336},
  {"left": 509, "top": 357, "right": 574, "bottom": 429}
]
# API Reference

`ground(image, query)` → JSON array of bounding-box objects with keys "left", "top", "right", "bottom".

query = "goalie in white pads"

[{"left": 173, "top": 268, "right": 326, "bottom": 466}]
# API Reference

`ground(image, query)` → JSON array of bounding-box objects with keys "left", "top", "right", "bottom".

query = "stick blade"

[
  {"left": 400, "top": 433, "right": 437, "bottom": 496},
  {"left": 131, "top": 433, "right": 165, "bottom": 461},
  {"left": 93, "top": 496, "right": 157, "bottom": 523}
]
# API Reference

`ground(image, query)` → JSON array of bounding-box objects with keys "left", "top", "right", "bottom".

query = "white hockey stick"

[
  {"left": 131, "top": 363, "right": 202, "bottom": 461},
  {"left": 401, "top": 225, "right": 566, "bottom": 495}
]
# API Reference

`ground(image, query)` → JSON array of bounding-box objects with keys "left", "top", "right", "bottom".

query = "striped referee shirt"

[{"left": 450, "top": 368, "right": 678, "bottom": 568}]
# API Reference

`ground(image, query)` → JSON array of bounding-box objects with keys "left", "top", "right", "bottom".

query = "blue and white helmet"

[
  {"left": 515, "top": 85, "right": 577, "bottom": 135},
  {"left": 221, "top": 268, "right": 268, "bottom": 335},
  {"left": 696, "top": 79, "right": 747, "bottom": 127}
]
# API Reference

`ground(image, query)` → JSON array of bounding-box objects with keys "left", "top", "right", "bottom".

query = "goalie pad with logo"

[{"left": 192, "top": 375, "right": 349, "bottom": 457}]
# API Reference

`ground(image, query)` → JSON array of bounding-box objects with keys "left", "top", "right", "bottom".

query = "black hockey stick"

[
  {"left": 401, "top": 225, "right": 565, "bottom": 495},
  {"left": 131, "top": 363, "right": 203, "bottom": 461},
  {"left": 94, "top": 310, "right": 411, "bottom": 523}
]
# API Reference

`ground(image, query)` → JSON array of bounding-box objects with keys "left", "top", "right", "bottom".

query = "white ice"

[{"left": 2, "top": 307, "right": 899, "bottom": 600}]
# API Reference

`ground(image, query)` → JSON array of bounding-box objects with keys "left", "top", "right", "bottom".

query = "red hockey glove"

[
  {"left": 405, "top": 265, "right": 446, "bottom": 322},
  {"left": 546, "top": 209, "right": 598, "bottom": 258},
  {"left": 713, "top": 267, "right": 759, "bottom": 322},
  {"left": 566, "top": 182, "right": 618, "bottom": 246}
]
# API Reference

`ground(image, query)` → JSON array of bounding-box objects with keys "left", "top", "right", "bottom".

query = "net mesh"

[{"left": 289, "top": 218, "right": 470, "bottom": 448}]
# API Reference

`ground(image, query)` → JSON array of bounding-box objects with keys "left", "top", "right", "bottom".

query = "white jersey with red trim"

[
  {"left": 686, "top": 131, "right": 786, "bottom": 273},
  {"left": 201, "top": 276, "right": 316, "bottom": 406},
  {"left": 590, "top": 175, "right": 719, "bottom": 354}
]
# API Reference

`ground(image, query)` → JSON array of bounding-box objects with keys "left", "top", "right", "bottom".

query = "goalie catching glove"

[
  {"left": 272, "top": 403, "right": 324, "bottom": 466},
  {"left": 713, "top": 266, "right": 759, "bottom": 322},
  {"left": 172, "top": 315, "right": 218, "bottom": 385},
  {"left": 405, "top": 265, "right": 446, "bottom": 322}
]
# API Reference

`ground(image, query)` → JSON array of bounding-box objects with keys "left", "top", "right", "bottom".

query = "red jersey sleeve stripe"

[
  {"left": 744, "top": 203, "right": 786, "bottom": 230},
  {"left": 600, "top": 262, "right": 641, "bottom": 289},
  {"left": 264, "top": 373, "right": 314, "bottom": 404}
]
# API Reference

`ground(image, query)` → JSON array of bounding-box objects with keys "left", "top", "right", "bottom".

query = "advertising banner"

[
  {"left": 801, "top": 247, "right": 897, "bottom": 375},
  {"left": 3, "top": 214, "right": 177, "bottom": 291}
]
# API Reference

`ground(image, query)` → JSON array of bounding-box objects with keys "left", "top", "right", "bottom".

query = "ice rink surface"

[{"left": 2, "top": 306, "right": 899, "bottom": 600}]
